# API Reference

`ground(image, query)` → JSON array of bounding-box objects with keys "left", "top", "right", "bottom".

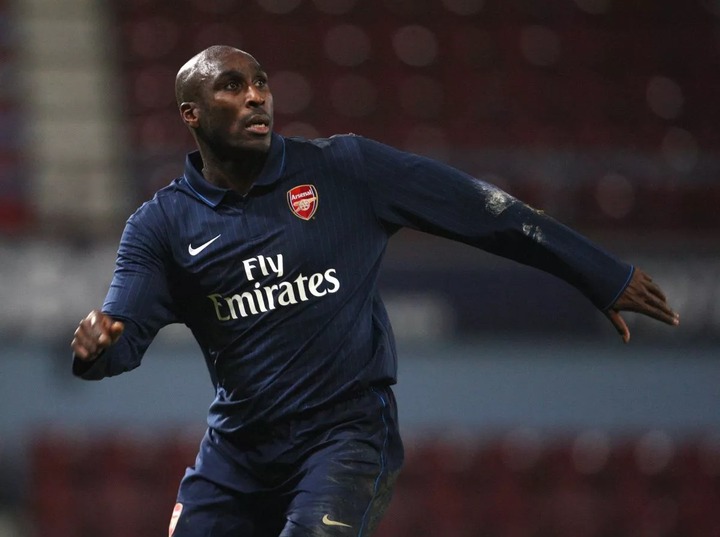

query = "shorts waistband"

[{"left": 217, "top": 385, "right": 392, "bottom": 444}]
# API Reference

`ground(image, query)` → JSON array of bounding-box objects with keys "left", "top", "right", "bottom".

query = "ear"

[{"left": 180, "top": 102, "right": 200, "bottom": 128}]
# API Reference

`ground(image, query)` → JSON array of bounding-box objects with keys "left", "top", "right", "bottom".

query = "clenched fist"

[{"left": 71, "top": 310, "right": 125, "bottom": 361}]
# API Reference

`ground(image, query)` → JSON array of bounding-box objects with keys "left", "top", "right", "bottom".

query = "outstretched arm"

[
  {"left": 605, "top": 268, "right": 679, "bottom": 343},
  {"left": 353, "top": 137, "right": 680, "bottom": 339}
]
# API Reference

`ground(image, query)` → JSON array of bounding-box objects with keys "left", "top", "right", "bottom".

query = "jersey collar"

[{"left": 182, "top": 133, "right": 286, "bottom": 207}]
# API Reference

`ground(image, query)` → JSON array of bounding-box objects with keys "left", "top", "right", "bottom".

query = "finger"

[
  {"left": 72, "top": 311, "right": 120, "bottom": 362},
  {"left": 633, "top": 268, "right": 673, "bottom": 310},
  {"left": 91, "top": 311, "right": 121, "bottom": 346},
  {"left": 646, "top": 281, "right": 668, "bottom": 303},
  {"left": 74, "top": 312, "right": 112, "bottom": 357},
  {"left": 71, "top": 338, "right": 90, "bottom": 360},
  {"left": 658, "top": 310, "right": 680, "bottom": 326},
  {"left": 652, "top": 303, "right": 679, "bottom": 324},
  {"left": 636, "top": 301, "right": 679, "bottom": 326},
  {"left": 72, "top": 333, "right": 99, "bottom": 360},
  {"left": 606, "top": 310, "right": 630, "bottom": 344},
  {"left": 109, "top": 321, "right": 125, "bottom": 343},
  {"left": 89, "top": 311, "right": 109, "bottom": 344},
  {"left": 621, "top": 287, "right": 678, "bottom": 325},
  {"left": 73, "top": 324, "right": 100, "bottom": 354},
  {"left": 643, "top": 289, "right": 671, "bottom": 313},
  {"left": 76, "top": 317, "right": 101, "bottom": 348},
  {"left": 627, "top": 269, "right": 664, "bottom": 303},
  {"left": 73, "top": 336, "right": 101, "bottom": 360}
]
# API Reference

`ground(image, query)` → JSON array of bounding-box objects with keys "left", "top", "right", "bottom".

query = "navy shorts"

[{"left": 169, "top": 386, "right": 404, "bottom": 537}]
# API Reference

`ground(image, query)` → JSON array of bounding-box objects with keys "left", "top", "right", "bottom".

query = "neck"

[{"left": 199, "top": 147, "right": 268, "bottom": 196}]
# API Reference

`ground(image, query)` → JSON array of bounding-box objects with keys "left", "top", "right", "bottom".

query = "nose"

[{"left": 246, "top": 85, "right": 265, "bottom": 107}]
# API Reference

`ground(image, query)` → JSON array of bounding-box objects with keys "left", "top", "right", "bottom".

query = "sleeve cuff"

[
  {"left": 71, "top": 350, "right": 110, "bottom": 380},
  {"left": 601, "top": 265, "right": 635, "bottom": 312}
]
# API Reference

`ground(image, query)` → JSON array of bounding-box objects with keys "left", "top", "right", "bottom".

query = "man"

[{"left": 71, "top": 46, "right": 679, "bottom": 537}]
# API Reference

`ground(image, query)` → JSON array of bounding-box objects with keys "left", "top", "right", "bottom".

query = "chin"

[{"left": 240, "top": 134, "right": 272, "bottom": 153}]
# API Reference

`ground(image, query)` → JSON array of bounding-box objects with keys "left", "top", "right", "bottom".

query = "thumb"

[
  {"left": 109, "top": 321, "right": 125, "bottom": 343},
  {"left": 606, "top": 309, "right": 630, "bottom": 344}
]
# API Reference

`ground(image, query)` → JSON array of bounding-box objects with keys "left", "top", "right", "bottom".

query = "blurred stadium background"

[{"left": 1, "top": 0, "right": 719, "bottom": 535}]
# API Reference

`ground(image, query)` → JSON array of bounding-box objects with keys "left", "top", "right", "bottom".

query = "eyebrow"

[{"left": 216, "top": 67, "right": 267, "bottom": 80}]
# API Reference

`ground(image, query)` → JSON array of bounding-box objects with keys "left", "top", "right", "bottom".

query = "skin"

[
  {"left": 71, "top": 46, "right": 679, "bottom": 361},
  {"left": 72, "top": 310, "right": 124, "bottom": 361},
  {"left": 606, "top": 268, "right": 679, "bottom": 343},
  {"left": 176, "top": 45, "right": 274, "bottom": 195}
]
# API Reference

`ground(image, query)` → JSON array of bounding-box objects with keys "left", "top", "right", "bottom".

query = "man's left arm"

[{"left": 354, "top": 137, "right": 679, "bottom": 341}]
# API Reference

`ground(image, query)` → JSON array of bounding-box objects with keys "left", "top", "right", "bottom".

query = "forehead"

[{"left": 205, "top": 50, "right": 263, "bottom": 78}]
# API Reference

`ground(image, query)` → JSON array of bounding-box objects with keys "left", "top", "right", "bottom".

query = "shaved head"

[
  {"left": 175, "top": 45, "right": 260, "bottom": 107},
  {"left": 175, "top": 44, "right": 273, "bottom": 158}
]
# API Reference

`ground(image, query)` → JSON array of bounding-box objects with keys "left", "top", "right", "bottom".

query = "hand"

[
  {"left": 71, "top": 310, "right": 125, "bottom": 361},
  {"left": 605, "top": 268, "right": 679, "bottom": 343}
]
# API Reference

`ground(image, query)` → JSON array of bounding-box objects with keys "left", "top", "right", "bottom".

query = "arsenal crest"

[{"left": 287, "top": 184, "right": 318, "bottom": 220}]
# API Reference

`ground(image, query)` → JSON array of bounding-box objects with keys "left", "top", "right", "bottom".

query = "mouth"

[{"left": 244, "top": 114, "right": 271, "bottom": 135}]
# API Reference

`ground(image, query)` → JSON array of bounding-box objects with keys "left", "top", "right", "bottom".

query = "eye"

[
  {"left": 225, "top": 80, "right": 241, "bottom": 91},
  {"left": 254, "top": 77, "right": 268, "bottom": 88}
]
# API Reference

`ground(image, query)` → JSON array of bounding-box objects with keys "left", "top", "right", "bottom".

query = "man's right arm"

[{"left": 70, "top": 211, "right": 180, "bottom": 379}]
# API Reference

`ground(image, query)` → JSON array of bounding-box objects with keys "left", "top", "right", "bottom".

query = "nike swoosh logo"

[
  {"left": 322, "top": 514, "right": 352, "bottom": 528},
  {"left": 188, "top": 234, "right": 221, "bottom": 256}
]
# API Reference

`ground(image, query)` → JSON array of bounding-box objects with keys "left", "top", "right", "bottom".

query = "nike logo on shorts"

[{"left": 322, "top": 514, "right": 352, "bottom": 528}]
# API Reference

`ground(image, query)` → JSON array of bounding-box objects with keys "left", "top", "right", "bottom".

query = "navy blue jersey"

[{"left": 74, "top": 133, "right": 632, "bottom": 435}]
